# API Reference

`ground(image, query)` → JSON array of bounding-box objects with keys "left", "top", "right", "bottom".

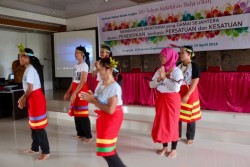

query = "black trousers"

[
  {"left": 163, "top": 141, "right": 178, "bottom": 150},
  {"left": 31, "top": 128, "right": 50, "bottom": 154},
  {"left": 74, "top": 117, "right": 92, "bottom": 138},
  {"left": 179, "top": 121, "right": 196, "bottom": 140},
  {"left": 103, "top": 153, "right": 126, "bottom": 167}
]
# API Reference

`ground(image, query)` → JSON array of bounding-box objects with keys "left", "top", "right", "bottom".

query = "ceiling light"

[{"left": 104, "top": 0, "right": 110, "bottom": 2}]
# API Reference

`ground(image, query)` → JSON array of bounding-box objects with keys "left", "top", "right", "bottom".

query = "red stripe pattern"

[
  {"left": 27, "top": 88, "right": 48, "bottom": 129},
  {"left": 69, "top": 82, "right": 89, "bottom": 117},
  {"left": 179, "top": 85, "right": 201, "bottom": 123},
  {"left": 95, "top": 106, "right": 123, "bottom": 157}
]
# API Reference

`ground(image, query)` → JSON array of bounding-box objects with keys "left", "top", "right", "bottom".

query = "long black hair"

[
  {"left": 76, "top": 45, "right": 90, "bottom": 70},
  {"left": 100, "top": 58, "right": 122, "bottom": 86},
  {"left": 25, "top": 48, "right": 44, "bottom": 92}
]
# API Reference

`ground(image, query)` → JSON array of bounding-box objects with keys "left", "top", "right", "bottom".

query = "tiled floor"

[{"left": 1, "top": 117, "right": 250, "bottom": 167}]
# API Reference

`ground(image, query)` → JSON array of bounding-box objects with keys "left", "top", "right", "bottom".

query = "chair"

[
  {"left": 131, "top": 67, "right": 142, "bottom": 73},
  {"left": 207, "top": 66, "right": 221, "bottom": 72},
  {"left": 237, "top": 65, "right": 250, "bottom": 72}
]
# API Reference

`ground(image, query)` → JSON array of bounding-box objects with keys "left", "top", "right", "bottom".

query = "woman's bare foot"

[
  {"left": 73, "top": 135, "right": 85, "bottom": 140},
  {"left": 157, "top": 147, "right": 168, "bottom": 156},
  {"left": 187, "top": 140, "right": 193, "bottom": 145},
  {"left": 23, "top": 148, "right": 38, "bottom": 154},
  {"left": 167, "top": 150, "right": 177, "bottom": 158},
  {"left": 83, "top": 138, "right": 93, "bottom": 143},
  {"left": 36, "top": 154, "right": 50, "bottom": 160}
]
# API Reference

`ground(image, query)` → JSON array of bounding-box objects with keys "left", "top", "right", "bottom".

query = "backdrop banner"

[{"left": 98, "top": 0, "right": 250, "bottom": 56}]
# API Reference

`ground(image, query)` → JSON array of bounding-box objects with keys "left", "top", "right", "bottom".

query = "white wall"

[
  {"left": 0, "top": 28, "right": 53, "bottom": 90},
  {"left": 66, "top": 14, "right": 98, "bottom": 31},
  {"left": 25, "top": 33, "right": 53, "bottom": 90},
  {"left": 0, "top": 29, "right": 25, "bottom": 80},
  {"left": 0, "top": 6, "right": 66, "bottom": 25}
]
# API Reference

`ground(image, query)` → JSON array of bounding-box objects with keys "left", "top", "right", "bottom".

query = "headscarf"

[{"left": 160, "top": 48, "right": 179, "bottom": 71}]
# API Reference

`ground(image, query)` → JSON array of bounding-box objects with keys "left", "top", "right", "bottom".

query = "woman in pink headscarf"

[{"left": 149, "top": 48, "right": 183, "bottom": 158}]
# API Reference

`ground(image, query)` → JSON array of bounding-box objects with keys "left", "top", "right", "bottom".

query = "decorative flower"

[
  {"left": 101, "top": 1, "right": 249, "bottom": 46},
  {"left": 109, "top": 57, "right": 119, "bottom": 68},
  {"left": 17, "top": 43, "right": 25, "bottom": 53}
]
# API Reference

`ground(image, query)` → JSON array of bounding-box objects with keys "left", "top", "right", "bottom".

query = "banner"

[{"left": 98, "top": 0, "right": 250, "bottom": 56}]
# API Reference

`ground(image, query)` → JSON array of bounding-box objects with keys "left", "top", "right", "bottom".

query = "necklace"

[
  {"left": 98, "top": 80, "right": 115, "bottom": 95},
  {"left": 180, "top": 61, "right": 191, "bottom": 75}
]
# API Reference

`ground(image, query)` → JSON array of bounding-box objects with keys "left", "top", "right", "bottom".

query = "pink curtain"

[
  {"left": 198, "top": 72, "right": 250, "bottom": 113},
  {"left": 121, "top": 73, "right": 156, "bottom": 106},
  {"left": 87, "top": 72, "right": 250, "bottom": 113},
  {"left": 87, "top": 75, "right": 98, "bottom": 93}
]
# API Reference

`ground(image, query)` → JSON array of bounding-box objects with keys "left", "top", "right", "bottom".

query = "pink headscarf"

[{"left": 160, "top": 48, "right": 179, "bottom": 71}]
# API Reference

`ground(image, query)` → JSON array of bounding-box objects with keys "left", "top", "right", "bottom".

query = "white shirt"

[
  {"left": 178, "top": 64, "right": 192, "bottom": 85},
  {"left": 22, "top": 65, "right": 41, "bottom": 92},
  {"left": 93, "top": 67, "right": 101, "bottom": 81},
  {"left": 149, "top": 67, "right": 183, "bottom": 93},
  {"left": 72, "top": 62, "right": 89, "bottom": 83},
  {"left": 94, "top": 81, "right": 123, "bottom": 105},
  {"left": 97, "top": 72, "right": 101, "bottom": 81}
]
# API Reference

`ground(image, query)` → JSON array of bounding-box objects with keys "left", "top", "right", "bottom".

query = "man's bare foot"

[
  {"left": 36, "top": 154, "right": 50, "bottom": 160},
  {"left": 187, "top": 140, "right": 193, "bottom": 145},
  {"left": 157, "top": 147, "right": 168, "bottom": 156},
  {"left": 167, "top": 150, "right": 177, "bottom": 158}
]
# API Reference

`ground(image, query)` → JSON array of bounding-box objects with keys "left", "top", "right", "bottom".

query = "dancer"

[
  {"left": 64, "top": 45, "right": 92, "bottom": 143},
  {"left": 178, "top": 46, "right": 201, "bottom": 145},
  {"left": 80, "top": 57, "right": 126, "bottom": 167},
  {"left": 92, "top": 44, "right": 112, "bottom": 81},
  {"left": 149, "top": 48, "right": 183, "bottom": 158},
  {"left": 17, "top": 44, "right": 50, "bottom": 160}
]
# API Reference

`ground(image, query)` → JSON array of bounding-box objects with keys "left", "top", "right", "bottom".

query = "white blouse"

[
  {"left": 94, "top": 81, "right": 123, "bottom": 105},
  {"left": 22, "top": 65, "right": 41, "bottom": 92},
  {"left": 149, "top": 67, "right": 183, "bottom": 93},
  {"left": 178, "top": 64, "right": 192, "bottom": 85},
  {"left": 72, "top": 62, "right": 89, "bottom": 83}
]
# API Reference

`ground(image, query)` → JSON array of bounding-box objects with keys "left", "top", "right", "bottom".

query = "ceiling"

[{"left": 0, "top": 0, "right": 162, "bottom": 19}]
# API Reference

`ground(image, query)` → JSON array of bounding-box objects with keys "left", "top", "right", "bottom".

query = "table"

[
  {"left": 86, "top": 72, "right": 250, "bottom": 113},
  {"left": 0, "top": 89, "right": 28, "bottom": 120}
]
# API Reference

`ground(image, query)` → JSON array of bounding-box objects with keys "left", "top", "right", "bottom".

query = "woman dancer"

[
  {"left": 64, "top": 45, "right": 92, "bottom": 143},
  {"left": 150, "top": 48, "right": 183, "bottom": 158},
  {"left": 178, "top": 46, "right": 201, "bottom": 145},
  {"left": 17, "top": 44, "right": 50, "bottom": 160},
  {"left": 92, "top": 44, "right": 112, "bottom": 81},
  {"left": 80, "top": 57, "right": 126, "bottom": 167}
]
